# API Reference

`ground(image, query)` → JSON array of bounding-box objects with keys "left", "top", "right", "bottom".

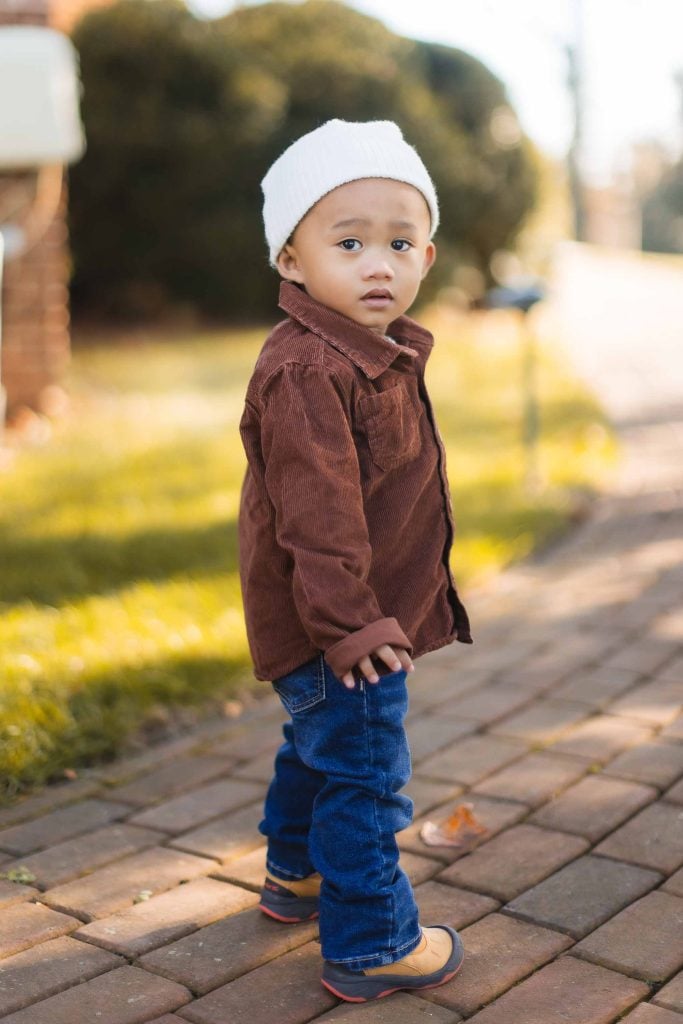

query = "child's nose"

[{"left": 362, "top": 257, "right": 394, "bottom": 280}]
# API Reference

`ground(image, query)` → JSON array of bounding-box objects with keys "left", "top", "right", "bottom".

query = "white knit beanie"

[{"left": 261, "top": 119, "right": 439, "bottom": 267}]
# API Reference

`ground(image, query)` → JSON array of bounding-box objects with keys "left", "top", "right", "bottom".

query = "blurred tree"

[
  {"left": 68, "top": 0, "right": 538, "bottom": 321},
  {"left": 641, "top": 156, "right": 683, "bottom": 254},
  {"left": 69, "top": 0, "right": 287, "bottom": 318},
  {"left": 404, "top": 40, "right": 538, "bottom": 289}
]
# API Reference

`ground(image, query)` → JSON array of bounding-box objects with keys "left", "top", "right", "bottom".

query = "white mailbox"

[{"left": 0, "top": 26, "right": 86, "bottom": 169}]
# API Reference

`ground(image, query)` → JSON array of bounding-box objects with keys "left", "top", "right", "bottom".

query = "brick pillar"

[{"left": 0, "top": 0, "right": 72, "bottom": 425}]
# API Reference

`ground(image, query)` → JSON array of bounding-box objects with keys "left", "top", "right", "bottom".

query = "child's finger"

[
  {"left": 373, "top": 645, "right": 404, "bottom": 673},
  {"left": 356, "top": 656, "right": 379, "bottom": 683},
  {"left": 340, "top": 671, "right": 356, "bottom": 689},
  {"left": 395, "top": 649, "right": 415, "bottom": 673}
]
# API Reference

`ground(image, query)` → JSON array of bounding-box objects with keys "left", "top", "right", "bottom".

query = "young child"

[{"left": 237, "top": 118, "right": 473, "bottom": 1002}]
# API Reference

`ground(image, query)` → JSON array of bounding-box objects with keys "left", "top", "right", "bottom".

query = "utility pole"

[{"left": 565, "top": 0, "right": 587, "bottom": 240}]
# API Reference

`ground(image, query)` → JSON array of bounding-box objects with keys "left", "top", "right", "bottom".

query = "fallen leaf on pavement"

[{"left": 420, "top": 802, "right": 489, "bottom": 848}]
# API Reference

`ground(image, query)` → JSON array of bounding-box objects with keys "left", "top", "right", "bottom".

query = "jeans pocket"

[{"left": 272, "top": 653, "right": 326, "bottom": 714}]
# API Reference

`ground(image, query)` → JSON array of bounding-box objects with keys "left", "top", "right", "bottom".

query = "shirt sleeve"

[{"left": 259, "top": 361, "right": 412, "bottom": 678}]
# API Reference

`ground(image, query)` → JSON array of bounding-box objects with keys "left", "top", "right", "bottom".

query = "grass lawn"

[{"left": 0, "top": 305, "right": 620, "bottom": 802}]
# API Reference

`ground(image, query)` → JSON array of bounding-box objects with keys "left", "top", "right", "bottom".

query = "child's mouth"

[{"left": 361, "top": 289, "right": 393, "bottom": 308}]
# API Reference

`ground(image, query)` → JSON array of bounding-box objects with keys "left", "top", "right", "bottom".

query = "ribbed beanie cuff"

[{"left": 261, "top": 119, "right": 439, "bottom": 267}]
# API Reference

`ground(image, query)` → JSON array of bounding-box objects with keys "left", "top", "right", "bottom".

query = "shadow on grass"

[
  {"left": 1, "top": 650, "right": 271, "bottom": 803},
  {"left": 0, "top": 482, "right": 590, "bottom": 609},
  {"left": 0, "top": 519, "right": 239, "bottom": 606}
]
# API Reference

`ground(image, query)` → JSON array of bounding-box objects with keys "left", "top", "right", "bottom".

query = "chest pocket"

[{"left": 358, "top": 381, "right": 422, "bottom": 471}]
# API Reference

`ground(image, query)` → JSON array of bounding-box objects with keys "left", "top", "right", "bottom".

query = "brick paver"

[
  {"left": 660, "top": 716, "right": 683, "bottom": 742},
  {"left": 552, "top": 666, "right": 641, "bottom": 708},
  {"left": 200, "top": 718, "right": 283, "bottom": 763},
  {"left": 0, "top": 936, "right": 122, "bottom": 1017},
  {"left": 602, "top": 637, "right": 681, "bottom": 676},
  {"left": 433, "top": 684, "right": 534, "bottom": 724},
  {"left": 406, "top": 715, "right": 478, "bottom": 763},
  {"left": 0, "top": 778, "right": 101, "bottom": 829},
  {"left": 417, "top": 913, "right": 572, "bottom": 1015},
  {"left": 40, "top": 845, "right": 218, "bottom": 920},
  {"left": 653, "top": 970, "right": 683, "bottom": 1012},
  {"left": 621, "top": 1005, "right": 683, "bottom": 1024},
  {"left": 0, "top": 800, "right": 131, "bottom": 856},
  {"left": 176, "top": 941, "right": 337, "bottom": 1024},
  {"left": 2, "top": 334, "right": 682, "bottom": 1021},
  {"left": 530, "top": 774, "right": 658, "bottom": 840},
  {"left": 0, "top": 902, "right": 80, "bottom": 959},
  {"left": 211, "top": 845, "right": 267, "bottom": 890},
  {"left": 414, "top": 735, "right": 528, "bottom": 786},
  {"left": 231, "top": 749, "right": 284, "bottom": 783},
  {"left": 488, "top": 699, "right": 590, "bottom": 744},
  {"left": 313, "top": 994, "right": 461, "bottom": 1022},
  {"left": 662, "top": 866, "right": 683, "bottom": 896},
  {"left": 127, "top": 778, "right": 264, "bottom": 834},
  {"left": 138, "top": 907, "right": 319, "bottom": 994},
  {"left": 106, "top": 755, "right": 236, "bottom": 806},
  {"left": 595, "top": 800, "right": 683, "bottom": 873},
  {"left": 0, "top": 878, "right": 39, "bottom": 908},
  {"left": 146, "top": 1017, "right": 189, "bottom": 1024},
  {"left": 549, "top": 714, "right": 654, "bottom": 762},
  {"left": 609, "top": 678, "right": 682, "bottom": 726},
  {"left": 504, "top": 854, "right": 661, "bottom": 938},
  {"left": 658, "top": 654, "right": 683, "bottom": 682},
  {"left": 573, "top": 891, "right": 683, "bottom": 982},
  {"left": 1, "top": 823, "right": 164, "bottom": 888},
  {"left": 397, "top": 851, "right": 444, "bottom": 885},
  {"left": 168, "top": 800, "right": 264, "bottom": 861},
  {"left": 90, "top": 725, "right": 234, "bottom": 788},
  {"left": 470, "top": 752, "right": 589, "bottom": 807},
  {"left": 74, "top": 877, "right": 257, "bottom": 957},
  {"left": 603, "top": 741, "right": 683, "bottom": 790},
  {"left": 398, "top": 795, "right": 528, "bottom": 863},
  {"left": 414, "top": 880, "right": 499, "bottom": 928},
  {"left": 665, "top": 777, "right": 683, "bottom": 804},
  {"left": 404, "top": 776, "right": 464, "bottom": 817},
  {"left": 464, "top": 956, "right": 648, "bottom": 1024},
  {"left": 0, "top": 965, "right": 191, "bottom": 1024},
  {"left": 437, "top": 824, "right": 588, "bottom": 901}
]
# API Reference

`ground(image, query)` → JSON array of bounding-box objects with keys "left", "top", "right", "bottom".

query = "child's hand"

[{"left": 340, "top": 645, "right": 414, "bottom": 690}]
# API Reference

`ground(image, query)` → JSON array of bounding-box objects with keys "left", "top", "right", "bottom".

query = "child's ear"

[
  {"left": 421, "top": 241, "right": 437, "bottom": 280},
  {"left": 276, "top": 244, "right": 305, "bottom": 283}
]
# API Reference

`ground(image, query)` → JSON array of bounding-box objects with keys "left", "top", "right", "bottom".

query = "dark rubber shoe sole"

[
  {"left": 258, "top": 876, "right": 320, "bottom": 924},
  {"left": 321, "top": 925, "right": 464, "bottom": 1002}
]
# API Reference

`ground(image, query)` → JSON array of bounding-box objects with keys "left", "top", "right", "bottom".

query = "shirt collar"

[{"left": 278, "top": 281, "right": 433, "bottom": 380}]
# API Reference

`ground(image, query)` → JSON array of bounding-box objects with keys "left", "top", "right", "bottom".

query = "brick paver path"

[{"left": 1, "top": 330, "right": 682, "bottom": 1021}]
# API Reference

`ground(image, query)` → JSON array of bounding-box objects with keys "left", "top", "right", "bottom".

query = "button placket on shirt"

[{"left": 415, "top": 369, "right": 461, "bottom": 599}]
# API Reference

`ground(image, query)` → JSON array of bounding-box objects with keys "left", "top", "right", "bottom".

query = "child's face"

[{"left": 276, "top": 178, "right": 436, "bottom": 335}]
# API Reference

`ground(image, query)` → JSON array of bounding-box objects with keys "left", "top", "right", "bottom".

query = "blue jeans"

[{"left": 259, "top": 652, "right": 422, "bottom": 971}]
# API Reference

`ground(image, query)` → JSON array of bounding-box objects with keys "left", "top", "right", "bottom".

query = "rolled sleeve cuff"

[{"left": 324, "top": 617, "right": 413, "bottom": 679}]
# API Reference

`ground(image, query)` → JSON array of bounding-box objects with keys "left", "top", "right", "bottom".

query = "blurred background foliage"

[
  {"left": 641, "top": 154, "right": 683, "bottom": 254},
  {"left": 68, "top": 0, "right": 539, "bottom": 321}
]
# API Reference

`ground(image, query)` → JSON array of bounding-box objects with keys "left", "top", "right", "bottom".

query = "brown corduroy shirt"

[{"left": 238, "top": 280, "right": 473, "bottom": 682}]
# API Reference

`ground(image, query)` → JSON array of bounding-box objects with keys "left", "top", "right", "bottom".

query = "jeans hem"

[
  {"left": 323, "top": 927, "right": 424, "bottom": 971},
  {"left": 266, "top": 857, "right": 316, "bottom": 882}
]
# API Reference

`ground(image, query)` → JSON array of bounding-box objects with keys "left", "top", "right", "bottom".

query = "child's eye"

[
  {"left": 391, "top": 239, "right": 412, "bottom": 252},
  {"left": 338, "top": 238, "right": 361, "bottom": 251}
]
